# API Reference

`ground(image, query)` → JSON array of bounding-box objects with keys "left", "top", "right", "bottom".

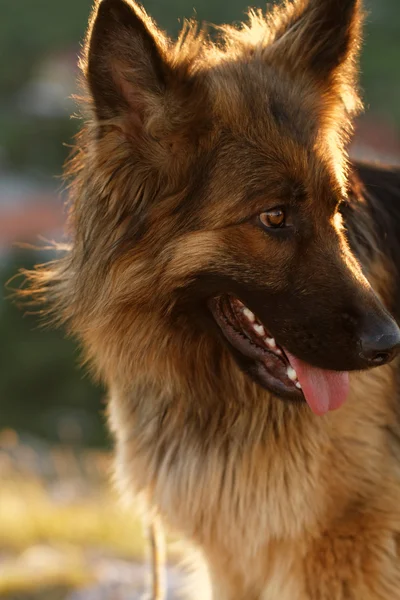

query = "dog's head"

[{"left": 48, "top": 0, "right": 400, "bottom": 414}]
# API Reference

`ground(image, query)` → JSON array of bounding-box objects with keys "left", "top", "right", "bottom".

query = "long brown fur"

[{"left": 19, "top": 0, "right": 400, "bottom": 597}]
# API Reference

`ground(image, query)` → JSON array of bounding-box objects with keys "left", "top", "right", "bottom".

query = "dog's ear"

[
  {"left": 269, "top": 0, "right": 362, "bottom": 81},
  {"left": 84, "top": 0, "right": 168, "bottom": 123},
  {"left": 83, "top": 0, "right": 209, "bottom": 154}
]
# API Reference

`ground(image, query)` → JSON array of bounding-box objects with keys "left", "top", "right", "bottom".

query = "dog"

[{"left": 22, "top": 0, "right": 400, "bottom": 597}]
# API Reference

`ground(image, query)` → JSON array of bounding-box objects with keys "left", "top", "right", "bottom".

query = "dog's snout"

[{"left": 359, "top": 318, "right": 400, "bottom": 367}]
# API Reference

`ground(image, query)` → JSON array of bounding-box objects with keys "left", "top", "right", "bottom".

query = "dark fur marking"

[
  {"left": 269, "top": 97, "right": 309, "bottom": 146},
  {"left": 171, "top": 145, "right": 221, "bottom": 227},
  {"left": 347, "top": 162, "right": 400, "bottom": 318}
]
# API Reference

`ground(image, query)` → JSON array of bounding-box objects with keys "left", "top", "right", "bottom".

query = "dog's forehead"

[
  {"left": 209, "top": 60, "right": 319, "bottom": 146},
  {"left": 201, "top": 61, "right": 344, "bottom": 214}
]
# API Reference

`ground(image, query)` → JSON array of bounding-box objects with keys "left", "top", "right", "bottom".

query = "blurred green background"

[{"left": 0, "top": 1, "right": 399, "bottom": 598}]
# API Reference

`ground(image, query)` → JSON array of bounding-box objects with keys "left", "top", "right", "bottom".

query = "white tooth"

[
  {"left": 265, "top": 337, "right": 282, "bottom": 355},
  {"left": 296, "top": 382, "right": 302, "bottom": 389},
  {"left": 253, "top": 324, "right": 265, "bottom": 336},
  {"left": 265, "top": 337, "right": 276, "bottom": 348},
  {"left": 287, "top": 366, "right": 297, "bottom": 382},
  {"left": 242, "top": 308, "right": 255, "bottom": 323}
]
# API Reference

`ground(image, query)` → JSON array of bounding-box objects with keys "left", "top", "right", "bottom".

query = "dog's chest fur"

[{"left": 107, "top": 364, "right": 398, "bottom": 597}]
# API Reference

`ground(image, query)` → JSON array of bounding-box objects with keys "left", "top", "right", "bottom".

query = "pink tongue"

[{"left": 285, "top": 352, "right": 349, "bottom": 416}]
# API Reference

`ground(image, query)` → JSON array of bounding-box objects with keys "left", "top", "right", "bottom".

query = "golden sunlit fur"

[{"left": 19, "top": 0, "right": 400, "bottom": 597}]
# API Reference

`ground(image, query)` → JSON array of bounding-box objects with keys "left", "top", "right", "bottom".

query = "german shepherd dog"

[{"left": 23, "top": 0, "right": 400, "bottom": 597}]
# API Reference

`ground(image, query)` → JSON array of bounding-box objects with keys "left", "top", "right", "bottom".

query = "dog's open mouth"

[{"left": 209, "top": 295, "right": 349, "bottom": 416}]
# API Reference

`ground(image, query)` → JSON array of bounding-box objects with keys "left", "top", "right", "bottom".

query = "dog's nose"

[{"left": 359, "top": 319, "right": 400, "bottom": 367}]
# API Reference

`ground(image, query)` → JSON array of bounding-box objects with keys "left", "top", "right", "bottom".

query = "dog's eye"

[{"left": 259, "top": 208, "right": 286, "bottom": 229}]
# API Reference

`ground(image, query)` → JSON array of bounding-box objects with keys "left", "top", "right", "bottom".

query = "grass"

[
  {"left": 0, "top": 550, "right": 90, "bottom": 596},
  {"left": 0, "top": 432, "right": 149, "bottom": 599},
  {"left": 0, "top": 477, "right": 145, "bottom": 558}
]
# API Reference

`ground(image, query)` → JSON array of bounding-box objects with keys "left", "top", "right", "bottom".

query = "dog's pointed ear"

[
  {"left": 84, "top": 0, "right": 169, "bottom": 122},
  {"left": 270, "top": 0, "right": 362, "bottom": 80}
]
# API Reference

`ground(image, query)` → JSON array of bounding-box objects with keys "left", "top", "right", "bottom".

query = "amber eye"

[{"left": 259, "top": 208, "right": 286, "bottom": 229}]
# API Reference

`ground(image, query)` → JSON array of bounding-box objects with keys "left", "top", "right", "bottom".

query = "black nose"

[{"left": 359, "top": 320, "right": 400, "bottom": 366}]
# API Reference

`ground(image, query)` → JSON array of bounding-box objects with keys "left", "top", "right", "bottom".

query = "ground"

[{"left": 0, "top": 430, "right": 184, "bottom": 600}]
